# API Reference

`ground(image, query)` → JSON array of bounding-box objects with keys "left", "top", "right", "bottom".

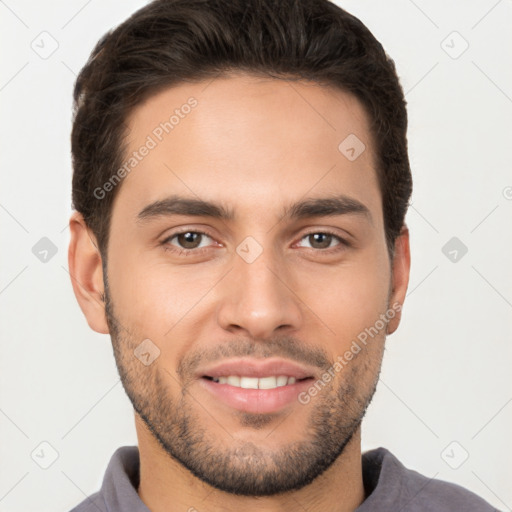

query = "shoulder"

[
  {"left": 67, "top": 446, "right": 141, "bottom": 512},
  {"left": 362, "top": 447, "right": 498, "bottom": 511},
  {"left": 68, "top": 491, "right": 106, "bottom": 512}
]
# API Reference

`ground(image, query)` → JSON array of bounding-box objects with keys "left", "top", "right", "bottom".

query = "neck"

[{"left": 135, "top": 414, "right": 365, "bottom": 512}]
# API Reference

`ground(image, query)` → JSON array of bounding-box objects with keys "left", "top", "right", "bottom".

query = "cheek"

[
  {"left": 297, "top": 254, "right": 390, "bottom": 341},
  {"left": 107, "top": 254, "right": 218, "bottom": 335}
]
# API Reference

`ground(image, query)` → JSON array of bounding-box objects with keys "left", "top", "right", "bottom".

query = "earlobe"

[
  {"left": 68, "top": 211, "right": 110, "bottom": 334},
  {"left": 387, "top": 225, "right": 411, "bottom": 335}
]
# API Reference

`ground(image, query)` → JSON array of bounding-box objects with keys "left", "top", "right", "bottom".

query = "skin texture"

[{"left": 68, "top": 72, "right": 411, "bottom": 512}]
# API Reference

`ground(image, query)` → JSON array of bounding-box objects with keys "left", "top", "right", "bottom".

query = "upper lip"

[{"left": 198, "top": 358, "right": 317, "bottom": 380}]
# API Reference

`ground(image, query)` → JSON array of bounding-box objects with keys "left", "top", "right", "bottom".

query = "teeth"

[
  {"left": 226, "top": 376, "right": 240, "bottom": 386},
  {"left": 240, "top": 376, "right": 259, "bottom": 389},
  {"left": 211, "top": 375, "right": 298, "bottom": 389},
  {"left": 276, "top": 375, "right": 288, "bottom": 386},
  {"left": 258, "top": 376, "right": 277, "bottom": 389}
]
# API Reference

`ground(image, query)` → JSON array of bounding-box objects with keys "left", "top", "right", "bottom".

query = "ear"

[
  {"left": 68, "top": 211, "right": 109, "bottom": 334},
  {"left": 387, "top": 224, "right": 411, "bottom": 335}
]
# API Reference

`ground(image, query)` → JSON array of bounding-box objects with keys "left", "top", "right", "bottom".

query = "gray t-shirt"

[{"left": 69, "top": 445, "right": 498, "bottom": 511}]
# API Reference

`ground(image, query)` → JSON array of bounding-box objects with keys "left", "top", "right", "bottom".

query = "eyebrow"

[{"left": 136, "top": 194, "right": 372, "bottom": 225}]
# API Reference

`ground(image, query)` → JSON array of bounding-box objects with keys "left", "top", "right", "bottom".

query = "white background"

[{"left": 1, "top": 1, "right": 511, "bottom": 511}]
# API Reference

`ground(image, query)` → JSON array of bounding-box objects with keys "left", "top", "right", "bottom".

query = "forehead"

[{"left": 113, "top": 73, "right": 381, "bottom": 224}]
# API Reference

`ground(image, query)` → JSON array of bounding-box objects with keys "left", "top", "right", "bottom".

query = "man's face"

[{"left": 100, "top": 73, "right": 407, "bottom": 496}]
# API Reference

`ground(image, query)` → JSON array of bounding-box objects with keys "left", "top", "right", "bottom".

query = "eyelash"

[{"left": 161, "top": 229, "right": 351, "bottom": 257}]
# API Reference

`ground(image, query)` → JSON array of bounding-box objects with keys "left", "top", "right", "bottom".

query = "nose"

[{"left": 215, "top": 244, "right": 303, "bottom": 339}]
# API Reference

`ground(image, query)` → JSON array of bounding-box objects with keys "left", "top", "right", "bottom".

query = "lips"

[{"left": 195, "top": 358, "right": 317, "bottom": 414}]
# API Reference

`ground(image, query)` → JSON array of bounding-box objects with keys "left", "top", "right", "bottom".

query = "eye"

[
  {"left": 162, "top": 230, "right": 215, "bottom": 253},
  {"left": 296, "top": 231, "right": 348, "bottom": 251}
]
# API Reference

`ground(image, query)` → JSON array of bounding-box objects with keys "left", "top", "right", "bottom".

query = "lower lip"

[{"left": 198, "top": 377, "right": 314, "bottom": 414}]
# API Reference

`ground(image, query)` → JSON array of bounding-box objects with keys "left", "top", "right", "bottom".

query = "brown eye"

[
  {"left": 176, "top": 232, "right": 203, "bottom": 249},
  {"left": 163, "top": 231, "right": 214, "bottom": 252},
  {"left": 298, "top": 232, "right": 344, "bottom": 250},
  {"left": 308, "top": 233, "right": 333, "bottom": 249}
]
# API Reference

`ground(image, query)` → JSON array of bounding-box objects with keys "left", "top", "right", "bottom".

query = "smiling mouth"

[{"left": 199, "top": 373, "right": 315, "bottom": 414}]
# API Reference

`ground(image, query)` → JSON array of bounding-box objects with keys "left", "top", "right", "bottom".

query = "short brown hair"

[{"left": 71, "top": 0, "right": 412, "bottom": 260}]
